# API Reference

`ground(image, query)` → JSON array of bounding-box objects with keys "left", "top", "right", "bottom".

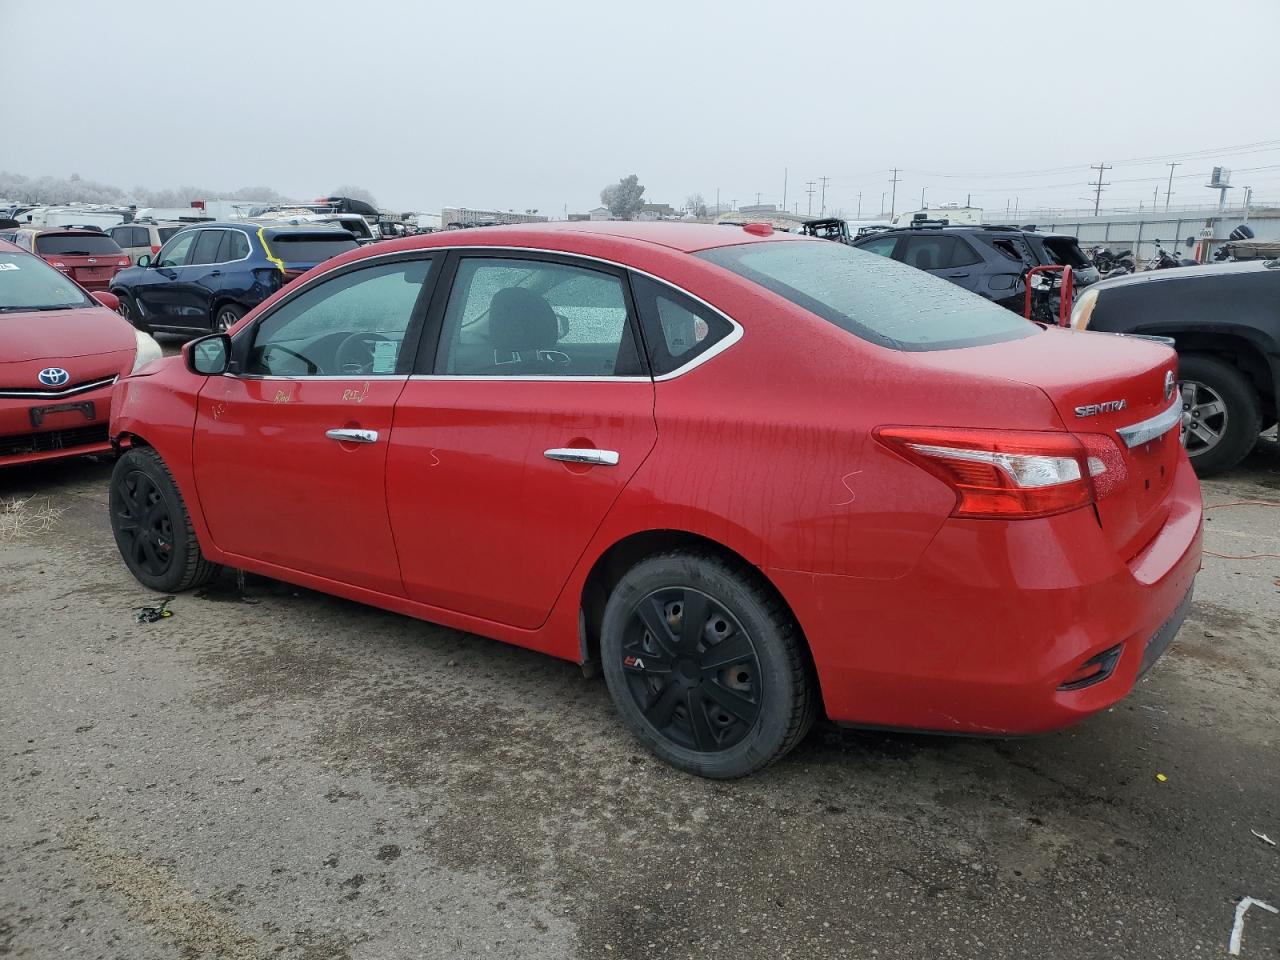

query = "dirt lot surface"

[{"left": 2, "top": 442, "right": 1278, "bottom": 960}]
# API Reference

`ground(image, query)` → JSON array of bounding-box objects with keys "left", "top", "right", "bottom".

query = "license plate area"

[{"left": 29, "top": 400, "right": 96, "bottom": 428}]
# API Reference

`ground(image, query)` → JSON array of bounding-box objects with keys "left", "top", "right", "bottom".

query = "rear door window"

[
  {"left": 900, "top": 235, "right": 982, "bottom": 270},
  {"left": 698, "top": 239, "right": 1037, "bottom": 352},
  {"left": 435, "top": 256, "right": 644, "bottom": 377}
]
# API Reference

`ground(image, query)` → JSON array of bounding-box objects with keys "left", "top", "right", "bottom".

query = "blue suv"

[{"left": 110, "top": 222, "right": 360, "bottom": 334}]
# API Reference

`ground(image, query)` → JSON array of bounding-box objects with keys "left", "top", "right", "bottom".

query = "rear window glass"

[
  {"left": 158, "top": 226, "right": 182, "bottom": 242},
  {"left": 1040, "top": 237, "right": 1090, "bottom": 268},
  {"left": 265, "top": 234, "right": 359, "bottom": 263},
  {"left": 34, "top": 234, "right": 123, "bottom": 256},
  {"left": 698, "top": 240, "right": 1038, "bottom": 352}
]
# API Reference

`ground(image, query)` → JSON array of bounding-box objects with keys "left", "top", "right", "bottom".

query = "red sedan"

[
  {"left": 1, "top": 241, "right": 161, "bottom": 467},
  {"left": 11, "top": 228, "right": 132, "bottom": 292},
  {"left": 106, "top": 222, "right": 1201, "bottom": 778}
]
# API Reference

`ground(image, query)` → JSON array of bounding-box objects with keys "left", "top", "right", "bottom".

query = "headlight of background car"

[
  {"left": 1069, "top": 288, "right": 1099, "bottom": 330},
  {"left": 130, "top": 328, "right": 163, "bottom": 374}
]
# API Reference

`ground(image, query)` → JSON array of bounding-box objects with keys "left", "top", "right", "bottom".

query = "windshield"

[
  {"left": 265, "top": 233, "right": 359, "bottom": 264},
  {"left": 34, "top": 234, "right": 124, "bottom": 256},
  {"left": 697, "top": 239, "right": 1037, "bottom": 351},
  {"left": 0, "top": 250, "right": 93, "bottom": 311}
]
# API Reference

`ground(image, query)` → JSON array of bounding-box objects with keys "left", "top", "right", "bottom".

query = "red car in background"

[
  {"left": 1, "top": 240, "right": 160, "bottom": 466},
  {"left": 10, "top": 228, "right": 131, "bottom": 292},
  {"left": 106, "top": 222, "right": 1201, "bottom": 778}
]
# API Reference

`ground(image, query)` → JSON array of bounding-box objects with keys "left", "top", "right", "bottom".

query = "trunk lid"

[{"left": 915, "top": 326, "right": 1183, "bottom": 558}]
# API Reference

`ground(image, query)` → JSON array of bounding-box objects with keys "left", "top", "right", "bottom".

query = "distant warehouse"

[{"left": 442, "top": 207, "right": 548, "bottom": 228}]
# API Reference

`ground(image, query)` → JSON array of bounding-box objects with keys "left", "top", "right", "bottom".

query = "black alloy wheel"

[
  {"left": 109, "top": 447, "right": 219, "bottom": 592},
  {"left": 621, "top": 587, "right": 762, "bottom": 752}
]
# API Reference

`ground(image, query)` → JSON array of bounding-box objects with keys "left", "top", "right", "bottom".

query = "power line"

[{"left": 1089, "top": 163, "right": 1111, "bottom": 216}]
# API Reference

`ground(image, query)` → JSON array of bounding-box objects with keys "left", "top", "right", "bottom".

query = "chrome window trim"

[
  {"left": 176, "top": 226, "right": 255, "bottom": 267},
  {"left": 238, "top": 244, "right": 745, "bottom": 384},
  {"left": 0, "top": 375, "right": 118, "bottom": 399},
  {"left": 1116, "top": 397, "right": 1183, "bottom": 448},
  {"left": 233, "top": 374, "right": 409, "bottom": 382}
]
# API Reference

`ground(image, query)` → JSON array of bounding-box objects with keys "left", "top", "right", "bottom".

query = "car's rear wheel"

[
  {"left": 214, "top": 304, "right": 243, "bottom": 333},
  {"left": 109, "top": 447, "right": 219, "bottom": 593},
  {"left": 1177, "top": 353, "right": 1262, "bottom": 476},
  {"left": 600, "top": 550, "right": 816, "bottom": 779},
  {"left": 115, "top": 292, "right": 148, "bottom": 333}
]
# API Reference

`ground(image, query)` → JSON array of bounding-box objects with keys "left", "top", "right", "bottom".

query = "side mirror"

[
  {"left": 137, "top": 254, "right": 153, "bottom": 268},
  {"left": 92, "top": 291, "right": 120, "bottom": 311},
  {"left": 185, "top": 333, "right": 231, "bottom": 376}
]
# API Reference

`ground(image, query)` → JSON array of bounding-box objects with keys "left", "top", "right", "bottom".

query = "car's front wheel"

[
  {"left": 1177, "top": 353, "right": 1262, "bottom": 476},
  {"left": 109, "top": 447, "right": 219, "bottom": 592},
  {"left": 600, "top": 550, "right": 816, "bottom": 779}
]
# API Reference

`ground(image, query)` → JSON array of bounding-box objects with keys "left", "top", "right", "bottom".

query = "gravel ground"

[{"left": 2, "top": 441, "right": 1278, "bottom": 960}]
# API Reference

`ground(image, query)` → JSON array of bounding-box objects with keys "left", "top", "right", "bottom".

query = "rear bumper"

[
  {"left": 0, "top": 386, "right": 115, "bottom": 467},
  {"left": 770, "top": 458, "right": 1203, "bottom": 735}
]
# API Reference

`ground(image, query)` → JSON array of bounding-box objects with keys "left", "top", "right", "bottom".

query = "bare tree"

[
  {"left": 685, "top": 193, "right": 708, "bottom": 218},
  {"left": 600, "top": 174, "right": 645, "bottom": 221}
]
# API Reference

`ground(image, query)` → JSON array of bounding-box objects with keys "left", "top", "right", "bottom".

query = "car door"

[
  {"left": 180, "top": 229, "right": 231, "bottom": 327},
  {"left": 134, "top": 230, "right": 197, "bottom": 325},
  {"left": 191, "top": 253, "right": 438, "bottom": 595},
  {"left": 386, "top": 251, "right": 658, "bottom": 629}
]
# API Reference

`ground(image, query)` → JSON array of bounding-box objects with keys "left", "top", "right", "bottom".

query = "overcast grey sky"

[{"left": 3, "top": 0, "right": 1279, "bottom": 217}]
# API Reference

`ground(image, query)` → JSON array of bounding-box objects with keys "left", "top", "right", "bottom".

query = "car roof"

[
  {"left": 1093, "top": 258, "right": 1279, "bottom": 291},
  {"left": 393, "top": 220, "right": 806, "bottom": 255}
]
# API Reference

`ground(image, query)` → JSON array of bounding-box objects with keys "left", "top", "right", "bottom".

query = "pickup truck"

[{"left": 1070, "top": 258, "right": 1280, "bottom": 474}]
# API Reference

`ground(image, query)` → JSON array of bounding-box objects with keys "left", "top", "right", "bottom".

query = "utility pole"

[
  {"left": 920, "top": 187, "right": 926, "bottom": 209},
  {"left": 857, "top": 191, "right": 862, "bottom": 219},
  {"left": 880, "top": 191, "right": 886, "bottom": 216},
  {"left": 1243, "top": 186, "right": 1253, "bottom": 222},
  {"left": 1089, "top": 162, "right": 1112, "bottom": 216},
  {"left": 805, "top": 181, "right": 816, "bottom": 216},
  {"left": 889, "top": 168, "right": 901, "bottom": 220},
  {"left": 756, "top": 192, "right": 762, "bottom": 207},
  {"left": 1164, "top": 161, "right": 1179, "bottom": 212},
  {"left": 819, "top": 176, "right": 829, "bottom": 216},
  {"left": 1153, "top": 185, "right": 1159, "bottom": 208}
]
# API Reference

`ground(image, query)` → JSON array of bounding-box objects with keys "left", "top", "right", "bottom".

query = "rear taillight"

[
  {"left": 876, "top": 427, "right": 1093, "bottom": 519},
  {"left": 118, "top": 257, "right": 129, "bottom": 266}
]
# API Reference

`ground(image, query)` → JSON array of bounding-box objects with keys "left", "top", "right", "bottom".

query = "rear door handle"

[
  {"left": 325, "top": 428, "right": 378, "bottom": 444},
  {"left": 544, "top": 447, "right": 619, "bottom": 466},
  {"left": 209, "top": 270, "right": 221, "bottom": 277}
]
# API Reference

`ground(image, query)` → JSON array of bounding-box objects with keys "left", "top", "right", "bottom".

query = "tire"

[
  {"left": 213, "top": 303, "right": 244, "bottom": 333},
  {"left": 109, "top": 447, "right": 219, "bottom": 593},
  {"left": 115, "top": 292, "right": 148, "bottom": 333},
  {"left": 600, "top": 550, "right": 816, "bottom": 779},
  {"left": 1177, "top": 353, "right": 1262, "bottom": 476}
]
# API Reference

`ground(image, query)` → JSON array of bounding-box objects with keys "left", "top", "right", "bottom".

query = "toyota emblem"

[{"left": 38, "top": 367, "right": 70, "bottom": 387}]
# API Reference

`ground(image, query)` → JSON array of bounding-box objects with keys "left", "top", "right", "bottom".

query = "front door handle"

[
  {"left": 326, "top": 428, "right": 378, "bottom": 444},
  {"left": 544, "top": 447, "right": 619, "bottom": 466},
  {"left": 210, "top": 270, "right": 221, "bottom": 277}
]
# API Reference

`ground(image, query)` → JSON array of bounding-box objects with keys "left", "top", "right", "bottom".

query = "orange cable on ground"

[{"left": 1201, "top": 499, "right": 1280, "bottom": 561}]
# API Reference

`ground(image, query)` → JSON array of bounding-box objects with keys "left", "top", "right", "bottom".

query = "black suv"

[
  {"left": 851, "top": 221, "right": 1099, "bottom": 315},
  {"left": 1071, "top": 260, "right": 1280, "bottom": 475}
]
